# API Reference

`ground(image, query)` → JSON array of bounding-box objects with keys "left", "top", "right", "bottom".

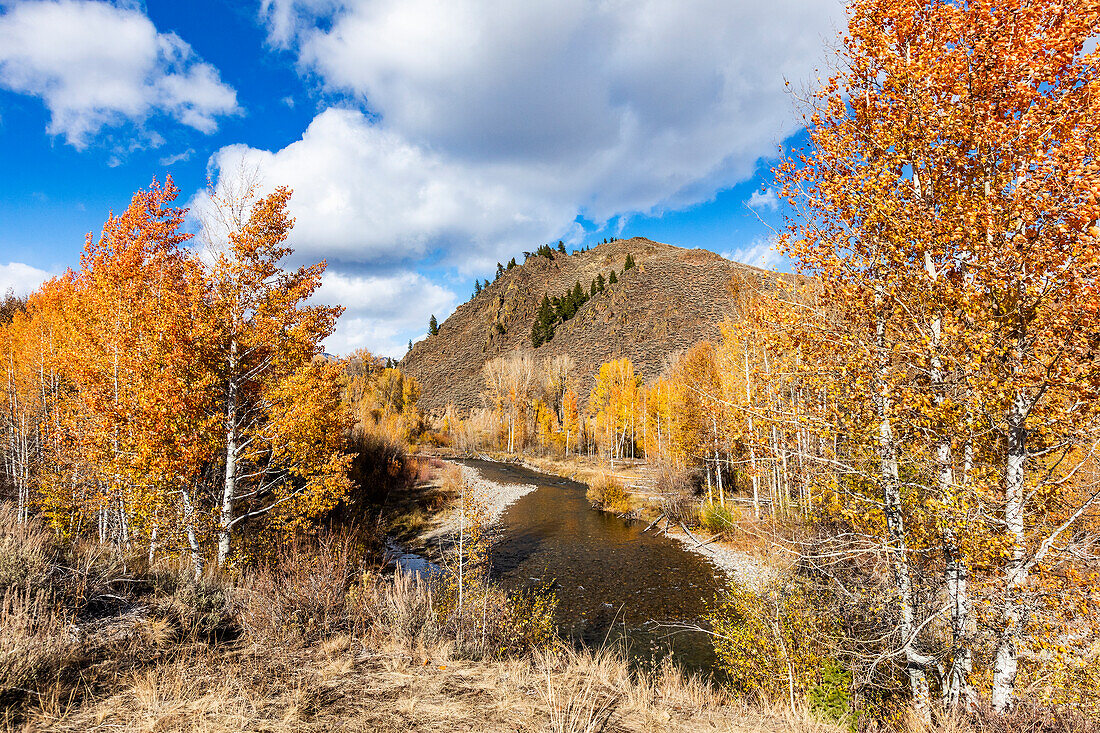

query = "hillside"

[{"left": 400, "top": 237, "right": 777, "bottom": 413}]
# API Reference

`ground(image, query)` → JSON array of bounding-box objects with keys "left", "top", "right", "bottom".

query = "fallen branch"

[{"left": 679, "top": 522, "right": 707, "bottom": 548}]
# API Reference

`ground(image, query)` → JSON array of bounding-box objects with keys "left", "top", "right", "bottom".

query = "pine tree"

[
  {"left": 407, "top": 340, "right": 412, "bottom": 352},
  {"left": 561, "top": 289, "right": 575, "bottom": 319},
  {"left": 474, "top": 280, "right": 482, "bottom": 296},
  {"left": 557, "top": 241, "right": 566, "bottom": 254},
  {"left": 624, "top": 253, "right": 635, "bottom": 270},
  {"left": 531, "top": 294, "right": 556, "bottom": 347},
  {"left": 496, "top": 263, "right": 504, "bottom": 279},
  {"left": 573, "top": 281, "right": 584, "bottom": 304},
  {"left": 609, "top": 270, "right": 618, "bottom": 285},
  {"left": 507, "top": 257, "right": 517, "bottom": 269},
  {"left": 590, "top": 279, "right": 597, "bottom": 296},
  {"left": 596, "top": 273, "right": 606, "bottom": 292},
  {"left": 428, "top": 314, "right": 439, "bottom": 335}
]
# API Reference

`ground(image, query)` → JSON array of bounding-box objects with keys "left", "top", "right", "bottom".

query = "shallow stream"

[{"left": 458, "top": 459, "right": 727, "bottom": 675}]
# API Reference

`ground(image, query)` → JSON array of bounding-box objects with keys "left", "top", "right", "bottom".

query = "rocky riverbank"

[{"left": 418, "top": 460, "right": 539, "bottom": 545}]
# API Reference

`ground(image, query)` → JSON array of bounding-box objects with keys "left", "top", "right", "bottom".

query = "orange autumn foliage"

[{"left": 0, "top": 177, "right": 352, "bottom": 571}]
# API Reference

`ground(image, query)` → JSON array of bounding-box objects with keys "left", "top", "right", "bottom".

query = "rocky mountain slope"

[{"left": 400, "top": 237, "right": 777, "bottom": 413}]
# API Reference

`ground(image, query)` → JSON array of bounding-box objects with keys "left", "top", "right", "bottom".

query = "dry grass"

[
  {"left": 17, "top": 627, "right": 845, "bottom": 733},
  {"left": 1, "top": 502, "right": 842, "bottom": 732}
]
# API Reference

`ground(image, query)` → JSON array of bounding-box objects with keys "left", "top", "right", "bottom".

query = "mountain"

[{"left": 400, "top": 237, "right": 777, "bottom": 413}]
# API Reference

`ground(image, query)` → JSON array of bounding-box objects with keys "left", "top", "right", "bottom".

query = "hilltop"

[{"left": 401, "top": 237, "right": 777, "bottom": 413}]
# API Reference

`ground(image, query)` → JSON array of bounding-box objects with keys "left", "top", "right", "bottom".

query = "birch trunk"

[
  {"left": 923, "top": 249, "right": 975, "bottom": 708},
  {"left": 743, "top": 341, "right": 760, "bottom": 518},
  {"left": 876, "top": 306, "right": 932, "bottom": 721},
  {"left": 217, "top": 338, "right": 238, "bottom": 566},
  {"left": 992, "top": 390, "right": 1028, "bottom": 712}
]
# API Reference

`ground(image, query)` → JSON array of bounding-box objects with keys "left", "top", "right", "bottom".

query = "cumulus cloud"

[
  {"left": 206, "top": 109, "right": 580, "bottom": 270},
  {"left": 258, "top": 0, "right": 842, "bottom": 222},
  {"left": 723, "top": 237, "right": 788, "bottom": 272},
  {"left": 0, "top": 0, "right": 240, "bottom": 148},
  {"left": 224, "top": 0, "right": 842, "bottom": 348},
  {"left": 0, "top": 262, "right": 52, "bottom": 297},
  {"left": 313, "top": 268, "right": 457, "bottom": 356}
]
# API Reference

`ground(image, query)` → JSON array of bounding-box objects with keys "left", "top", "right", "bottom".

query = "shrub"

[
  {"left": 496, "top": 583, "right": 558, "bottom": 657},
  {"left": 340, "top": 429, "right": 417, "bottom": 511},
  {"left": 236, "top": 532, "right": 364, "bottom": 643},
  {"left": 586, "top": 474, "right": 631, "bottom": 513},
  {"left": 808, "top": 658, "right": 853, "bottom": 726},
  {"left": 709, "top": 579, "right": 838, "bottom": 701},
  {"left": 655, "top": 462, "right": 698, "bottom": 524},
  {"left": 697, "top": 502, "right": 738, "bottom": 538},
  {"left": 157, "top": 571, "right": 235, "bottom": 640},
  {"left": 654, "top": 462, "right": 696, "bottom": 496}
]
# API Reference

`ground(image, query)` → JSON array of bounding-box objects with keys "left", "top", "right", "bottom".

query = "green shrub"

[
  {"left": 807, "top": 658, "right": 853, "bottom": 726},
  {"left": 708, "top": 579, "right": 838, "bottom": 701},
  {"left": 697, "top": 502, "right": 737, "bottom": 538}
]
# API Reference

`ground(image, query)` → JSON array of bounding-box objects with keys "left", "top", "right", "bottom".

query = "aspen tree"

[{"left": 200, "top": 183, "right": 346, "bottom": 566}]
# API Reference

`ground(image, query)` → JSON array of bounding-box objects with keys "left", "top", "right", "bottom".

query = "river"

[{"left": 458, "top": 458, "right": 727, "bottom": 676}]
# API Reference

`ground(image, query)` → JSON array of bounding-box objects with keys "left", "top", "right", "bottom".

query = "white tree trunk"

[
  {"left": 992, "top": 391, "right": 1028, "bottom": 712},
  {"left": 876, "top": 307, "right": 932, "bottom": 721},
  {"left": 923, "top": 276, "right": 974, "bottom": 709},
  {"left": 217, "top": 340, "right": 238, "bottom": 566},
  {"left": 743, "top": 342, "right": 760, "bottom": 518}
]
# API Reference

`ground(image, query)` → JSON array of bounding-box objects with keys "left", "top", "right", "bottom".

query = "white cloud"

[
  {"left": 0, "top": 0, "right": 240, "bottom": 148},
  {"left": 313, "top": 268, "right": 457, "bottom": 356},
  {"left": 259, "top": 0, "right": 843, "bottom": 221},
  {"left": 0, "top": 262, "right": 52, "bottom": 297},
  {"left": 227, "top": 0, "right": 842, "bottom": 352},
  {"left": 723, "top": 237, "right": 788, "bottom": 272},
  {"left": 160, "top": 148, "right": 195, "bottom": 166},
  {"left": 747, "top": 188, "right": 779, "bottom": 212},
  {"left": 205, "top": 109, "right": 580, "bottom": 270}
]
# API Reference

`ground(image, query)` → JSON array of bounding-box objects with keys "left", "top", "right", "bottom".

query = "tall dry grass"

[{"left": 1, "top": 499, "right": 845, "bottom": 732}]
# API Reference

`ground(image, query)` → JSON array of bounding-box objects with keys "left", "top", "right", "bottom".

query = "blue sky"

[{"left": 0, "top": 0, "right": 844, "bottom": 356}]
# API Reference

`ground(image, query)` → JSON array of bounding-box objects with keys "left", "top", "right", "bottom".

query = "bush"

[
  {"left": 586, "top": 474, "right": 631, "bottom": 513},
  {"left": 156, "top": 571, "right": 235, "bottom": 640},
  {"left": 808, "top": 658, "right": 853, "bottom": 726},
  {"left": 496, "top": 583, "right": 558, "bottom": 657},
  {"left": 709, "top": 579, "right": 838, "bottom": 701},
  {"left": 697, "top": 502, "right": 738, "bottom": 538},
  {"left": 655, "top": 462, "right": 699, "bottom": 524},
  {"left": 236, "top": 532, "right": 365, "bottom": 643},
  {"left": 337, "top": 429, "right": 418, "bottom": 514}
]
